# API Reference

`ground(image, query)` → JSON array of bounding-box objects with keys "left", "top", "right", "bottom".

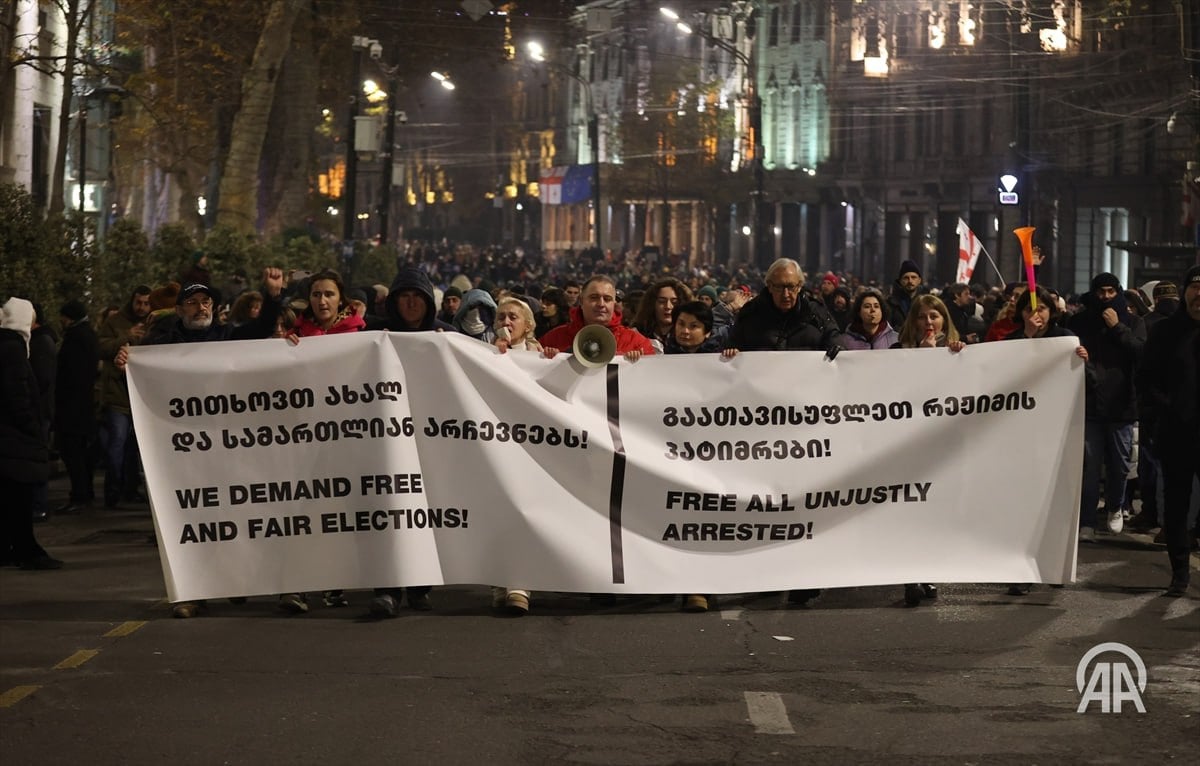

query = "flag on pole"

[
  {"left": 955, "top": 218, "right": 982, "bottom": 283},
  {"left": 1182, "top": 174, "right": 1200, "bottom": 228}
]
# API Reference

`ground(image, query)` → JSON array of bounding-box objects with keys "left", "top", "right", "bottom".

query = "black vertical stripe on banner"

[{"left": 606, "top": 363, "right": 626, "bottom": 584}]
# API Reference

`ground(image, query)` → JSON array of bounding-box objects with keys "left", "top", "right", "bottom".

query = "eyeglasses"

[
  {"left": 182, "top": 298, "right": 213, "bottom": 309},
  {"left": 767, "top": 283, "right": 801, "bottom": 294}
]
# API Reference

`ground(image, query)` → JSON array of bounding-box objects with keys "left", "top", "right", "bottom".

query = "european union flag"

[{"left": 561, "top": 165, "right": 595, "bottom": 205}]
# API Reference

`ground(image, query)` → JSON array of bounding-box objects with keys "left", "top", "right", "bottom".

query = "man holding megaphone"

[{"left": 539, "top": 275, "right": 655, "bottom": 363}]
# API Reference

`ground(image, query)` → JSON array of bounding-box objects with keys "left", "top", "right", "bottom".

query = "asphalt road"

[{"left": 2, "top": 487, "right": 1197, "bottom": 765}]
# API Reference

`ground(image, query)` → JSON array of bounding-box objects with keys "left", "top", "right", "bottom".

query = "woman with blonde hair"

[
  {"left": 893, "top": 294, "right": 964, "bottom": 352},
  {"left": 890, "top": 294, "right": 964, "bottom": 607},
  {"left": 494, "top": 296, "right": 542, "bottom": 354},
  {"left": 490, "top": 296, "right": 540, "bottom": 615}
]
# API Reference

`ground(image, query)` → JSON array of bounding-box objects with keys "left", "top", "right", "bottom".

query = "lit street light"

[{"left": 525, "top": 40, "right": 602, "bottom": 250}]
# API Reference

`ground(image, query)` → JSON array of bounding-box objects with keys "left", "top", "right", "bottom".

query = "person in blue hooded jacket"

[
  {"left": 370, "top": 266, "right": 455, "bottom": 333},
  {"left": 452, "top": 288, "right": 498, "bottom": 343},
  {"left": 364, "top": 266, "right": 449, "bottom": 617}
]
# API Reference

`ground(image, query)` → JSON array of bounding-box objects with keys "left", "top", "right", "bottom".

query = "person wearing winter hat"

[
  {"left": 439, "top": 285, "right": 463, "bottom": 325},
  {"left": 1067, "top": 272, "right": 1147, "bottom": 540},
  {"left": 819, "top": 271, "right": 840, "bottom": 298},
  {"left": 0, "top": 297, "right": 62, "bottom": 569},
  {"left": 886, "top": 259, "right": 926, "bottom": 329},
  {"left": 1145, "top": 282, "right": 1180, "bottom": 333},
  {"left": 1137, "top": 264, "right": 1200, "bottom": 596}
]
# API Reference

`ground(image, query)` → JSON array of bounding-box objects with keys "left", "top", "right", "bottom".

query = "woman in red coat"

[{"left": 278, "top": 269, "right": 363, "bottom": 613}]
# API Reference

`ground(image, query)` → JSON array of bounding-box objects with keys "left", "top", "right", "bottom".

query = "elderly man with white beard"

[{"left": 113, "top": 268, "right": 285, "bottom": 618}]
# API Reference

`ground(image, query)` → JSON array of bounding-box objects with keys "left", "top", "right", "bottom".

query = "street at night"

[{"left": 1, "top": 483, "right": 1197, "bottom": 765}]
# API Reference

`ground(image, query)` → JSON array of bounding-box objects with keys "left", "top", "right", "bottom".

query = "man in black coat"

[
  {"left": 142, "top": 273, "right": 283, "bottom": 346},
  {"left": 729, "top": 258, "right": 842, "bottom": 353},
  {"left": 364, "top": 266, "right": 449, "bottom": 617},
  {"left": 728, "top": 259, "right": 840, "bottom": 607},
  {"left": 0, "top": 297, "right": 61, "bottom": 569},
  {"left": 1137, "top": 265, "right": 1200, "bottom": 597},
  {"left": 885, "top": 259, "right": 927, "bottom": 330},
  {"left": 54, "top": 300, "right": 100, "bottom": 514},
  {"left": 1066, "top": 272, "right": 1147, "bottom": 539},
  {"left": 115, "top": 269, "right": 284, "bottom": 618}
]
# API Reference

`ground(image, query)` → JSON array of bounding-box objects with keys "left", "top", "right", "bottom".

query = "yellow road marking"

[
  {"left": 104, "top": 620, "right": 147, "bottom": 638},
  {"left": 0, "top": 685, "right": 40, "bottom": 708},
  {"left": 54, "top": 649, "right": 99, "bottom": 670}
]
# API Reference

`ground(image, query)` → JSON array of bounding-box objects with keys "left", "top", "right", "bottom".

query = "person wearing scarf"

[{"left": 1066, "top": 272, "right": 1147, "bottom": 541}]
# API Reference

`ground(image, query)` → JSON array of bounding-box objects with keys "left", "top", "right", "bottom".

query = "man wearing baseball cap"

[
  {"left": 114, "top": 267, "right": 285, "bottom": 618},
  {"left": 1137, "top": 265, "right": 1200, "bottom": 597}
]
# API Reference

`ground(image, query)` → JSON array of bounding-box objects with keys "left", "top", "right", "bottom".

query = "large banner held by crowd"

[{"left": 127, "top": 333, "right": 1086, "bottom": 602}]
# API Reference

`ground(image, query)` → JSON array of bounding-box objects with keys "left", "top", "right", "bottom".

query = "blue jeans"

[
  {"left": 100, "top": 409, "right": 140, "bottom": 504},
  {"left": 1080, "top": 420, "right": 1134, "bottom": 530}
]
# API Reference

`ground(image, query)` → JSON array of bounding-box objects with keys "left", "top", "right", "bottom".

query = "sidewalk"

[{"left": 32, "top": 473, "right": 158, "bottom": 552}]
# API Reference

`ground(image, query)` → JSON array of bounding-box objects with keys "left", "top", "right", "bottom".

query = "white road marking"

[
  {"left": 744, "top": 691, "right": 795, "bottom": 734},
  {"left": 720, "top": 608, "right": 743, "bottom": 620}
]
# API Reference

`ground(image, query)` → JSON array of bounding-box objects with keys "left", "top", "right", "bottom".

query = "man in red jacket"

[{"left": 539, "top": 275, "right": 654, "bottom": 359}]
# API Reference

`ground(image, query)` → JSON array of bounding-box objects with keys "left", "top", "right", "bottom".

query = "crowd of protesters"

[{"left": 2, "top": 239, "right": 1196, "bottom": 611}]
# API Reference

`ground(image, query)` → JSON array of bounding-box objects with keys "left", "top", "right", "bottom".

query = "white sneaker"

[{"left": 1107, "top": 510, "right": 1124, "bottom": 534}]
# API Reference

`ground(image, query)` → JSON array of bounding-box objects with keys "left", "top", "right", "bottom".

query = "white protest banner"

[{"left": 127, "top": 333, "right": 1084, "bottom": 602}]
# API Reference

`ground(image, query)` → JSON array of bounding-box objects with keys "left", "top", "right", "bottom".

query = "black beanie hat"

[
  {"left": 444, "top": 286, "right": 463, "bottom": 299},
  {"left": 1184, "top": 265, "right": 1200, "bottom": 288},
  {"left": 1090, "top": 272, "right": 1122, "bottom": 292},
  {"left": 898, "top": 259, "right": 921, "bottom": 279},
  {"left": 60, "top": 299, "right": 88, "bottom": 322}
]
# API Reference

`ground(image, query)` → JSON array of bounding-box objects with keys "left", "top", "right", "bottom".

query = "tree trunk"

[
  {"left": 0, "top": 0, "right": 19, "bottom": 127},
  {"left": 215, "top": 0, "right": 304, "bottom": 234},
  {"left": 49, "top": 0, "right": 82, "bottom": 214},
  {"left": 262, "top": 3, "right": 315, "bottom": 238}
]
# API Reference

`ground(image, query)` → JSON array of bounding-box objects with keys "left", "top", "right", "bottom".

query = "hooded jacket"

[
  {"left": 0, "top": 299, "right": 49, "bottom": 483},
  {"left": 375, "top": 267, "right": 455, "bottom": 332},
  {"left": 1066, "top": 285, "right": 1146, "bottom": 422},
  {"left": 453, "top": 289, "right": 498, "bottom": 342}
]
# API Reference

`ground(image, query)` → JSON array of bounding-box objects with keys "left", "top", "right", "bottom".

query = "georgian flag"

[
  {"left": 955, "top": 218, "right": 983, "bottom": 284},
  {"left": 539, "top": 166, "right": 568, "bottom": 205}
]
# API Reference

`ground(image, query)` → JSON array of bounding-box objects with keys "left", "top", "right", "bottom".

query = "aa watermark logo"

[{"left": 1076, "top": 642, "right": 1147, "bottom": 713}]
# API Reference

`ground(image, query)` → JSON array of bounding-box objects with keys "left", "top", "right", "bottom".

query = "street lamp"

[
  {"left": 525, "top": 40, "right": 602, "bottom": 250},
  {"left": 344, "top": 36, "right": 381, "bottom": 246},
  {"left": 662, "top": 5, "right": 765, "bottom": 268}
]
